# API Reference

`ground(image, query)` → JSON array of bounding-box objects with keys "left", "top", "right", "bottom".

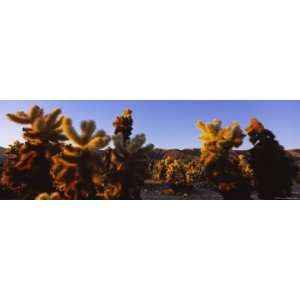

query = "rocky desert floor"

[{"left": 140, "top": 181, "right": 300, "bottom": 200}]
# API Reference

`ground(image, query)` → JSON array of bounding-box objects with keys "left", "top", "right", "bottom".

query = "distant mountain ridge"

[
  {"left": 149, "top": 148, "right": 200, "bottom": 161},
  {"left": 149, "top": 147, "right": 300, "bottom": 165}
]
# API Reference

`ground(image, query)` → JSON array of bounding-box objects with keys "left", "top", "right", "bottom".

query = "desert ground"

[{"left": 140, "top": 180, "right": 300, "bottom": 200}]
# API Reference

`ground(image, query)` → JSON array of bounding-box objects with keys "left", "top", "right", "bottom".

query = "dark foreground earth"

[
  {"left": 140, "top": 181, "right": 300, "bottom": 200},
  {"left": 1, "top": 147, "right": 300, "bottom": 200}
]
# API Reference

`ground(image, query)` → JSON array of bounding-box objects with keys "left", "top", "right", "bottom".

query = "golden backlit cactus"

[
  {"left": 62, "top": 118, "right": 110, "bottom": 152},
  {"left": 196, "top": 119, "right": 245, "bottom": 167},
  {"left": 1, "top": 106, "right": 66, "bottom": 199},
  {"left": 165, "top": 158, "right": 186, "bottom": 187},
  {"left": 245, "top": 118, "right": 298, "bottom": 199},
  {"left": 113, "top": 108, "right": 133, "bottom": 141},
  {"left": 152, "top": 157, "right": 201, "bottom": 193},
  {"left": 152, "top": 156, "right": 173, "bottom": 182},
  {"left": 7, "top": 105, "right": 66, "bottom": 145},
  {"left": 245, "top": 118, "right": 264, "bottom": 135},
  {"left": 6, "top": 105, "right": 43, "bottom": 124},
  {"left": 196, "top": 119, "right": 252, "bottom": 199},
  {"left": 35, "top": 192, "right": 61, "bottom": 200},
  {"left": 51, "top": 118, "right": 110, "bottom": 199},
  {"left": 112, "top": 132, "right": 152, "bottom": 157},
  {"left": 97, "top": 134, "right": 154, "bottom": 200},
  {"left": 185, "top": 160, "right": 203, "bottom": 186},
  {"left": 96, "top": 109, "right": 154, "bottom": 200}
]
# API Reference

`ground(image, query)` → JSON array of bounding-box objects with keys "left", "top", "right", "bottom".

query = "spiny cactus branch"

[{"left": 62, "top": 118, "right": 110, "bottom": 152}]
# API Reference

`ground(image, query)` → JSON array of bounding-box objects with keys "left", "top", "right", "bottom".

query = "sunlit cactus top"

[
  {"left": 196, "top": 119, "right": 245, "bottom": 150},
  {"left": 196, "top": 119, "right": 245, "bottom": 166},
  {"left": 112, "top": 108, "right": 133, "bottom": 141},
  {"left": 112, "top": 132, "right": 154, "bottom": 155},
  {"left": 112, "top": 108, "right": 153, "bottom": 155},
  {"left": 245, "top": 118, "right": 265, "bottom": 135},
  {"left": 62, "top": 118, "right": 110, "bottom": 153},
  {"left": 6, "top": 105, "right": 66, "bottom": 145},
  {"left": 245, "top": 118, "right": 276, "bottom": 145},
  {"left": 165, "top": 159, "right": 185, "bottom": 182}
]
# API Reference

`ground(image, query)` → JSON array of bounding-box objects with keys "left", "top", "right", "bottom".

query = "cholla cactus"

[
  {"left": 152, "top": 156, "right": 173, "bottom": 182},
  {"left": 196, "top": 119, "right": 252, "bottom": 199},
  {"left": 165, "top": 158, "right": 187, "bottom": 191},
  {"left": 35, "top": 192, "right": 61, "bottom": 200},
  {"left": 185, "top": 160, "right": 203, "bottom": 186},
  {"left": 245, "top": 118, "right": 298, "bottom": 199},
  {"left": 51, "top": 118, "right": 110, "bottom": 199},
  {"left": 152, "top": 157, "right": 201, "bottom": 193},
  {"left": 96, "top": 109, "right": 154, "bottom": 199},
  {"left": 112, "top": 108, "right": 133, "bottom": 141},
  {"left": 1, "top": 106, "right": 66, "bottom": 199},
  {"left": 196, "top": 119, "right": 245, "bottom": 167},
  {"left": 7, "top": 105, "right": 66, "bottom": 145}
]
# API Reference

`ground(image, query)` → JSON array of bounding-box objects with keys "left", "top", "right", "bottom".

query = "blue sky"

[{"left": 0, "top": 100, "right": 299, "bottom": 150}]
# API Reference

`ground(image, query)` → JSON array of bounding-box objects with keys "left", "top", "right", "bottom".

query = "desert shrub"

[
  {"left": 51, "top": 118, "right": 110, "bottom": 199},
  {"left": 94, "top": 109, "right": 154, "bottom": 199},
  {"left": 196, "top": 119, "right": 253, "bottom": 199},
  {"left": 245, "top": 118, "right": 298, "bottom": 199},
  {"left": 152, "top": 157, "right": 202, "bottom": 193},
  {"left": 1, "top": 106, "right": 66, "bottom": 199}
]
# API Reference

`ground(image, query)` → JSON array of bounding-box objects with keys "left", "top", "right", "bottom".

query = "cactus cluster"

[
  {"left": 196, "top": 119, "right": 253, "bottom": 199},
  {"left": 196, "top": 118, "right": 298, "bottom": 199},
  {"left": 1, "top": 106, "right": 66, "bottom": 198},
  {"left": 196, "top": 119, "right": 245, "bottom": 166},
  {"left": 0, "top": 105, "right": 153, "bottom": 200},
  {"left": 51, "top": 118, "right": 110, "bottom": 199},
  {"left": 95, "top": 109, "right": 154, "bottom": 199},
  {"left": 0, "top": 105, "right": 298, "bottom": 200},
  {"left": 152, "top": 157, "right": 202, "bottom": 193}
]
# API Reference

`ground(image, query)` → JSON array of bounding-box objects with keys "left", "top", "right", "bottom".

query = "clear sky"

[{"left": 0, "top": 100, "right": 299, "bottom": 150}]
